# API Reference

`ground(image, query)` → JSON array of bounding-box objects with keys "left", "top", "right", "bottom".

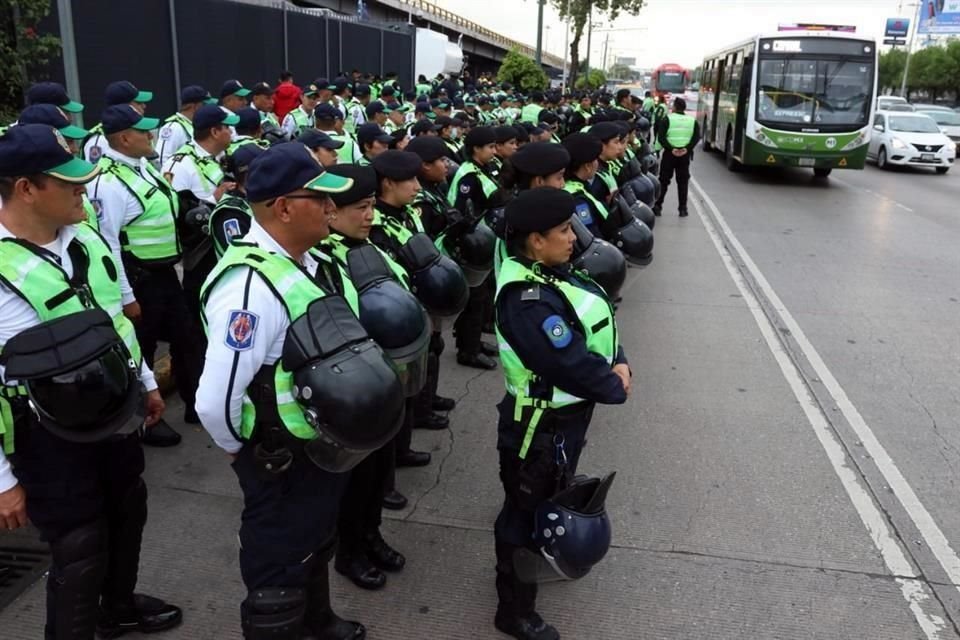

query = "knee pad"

[
  {"left": 48, "top": 521, "right": 109, "bottom": 638},
  {"left": 241, "top": 587, "right": 306, "bottom": 640}
]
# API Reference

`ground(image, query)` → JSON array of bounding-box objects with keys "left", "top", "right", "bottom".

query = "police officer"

[
  {"left": 299, "top": 128, "right": 346, "bottom": 168},
  {"left": 250, "top": 82, "right": 279, "bottom": 128},
  {"left": 196, "top": 143, "right": 386, "bottom": 640},
  {"left": 86, "top": 105, "right": 203, "bottom": 445},
  {"left": 586, "top": 122, "right": 624, "bottom": 206},
  {"left": 569, "top": 93, "right": 593, "bottom": 133},
  {"left": 653, "top": 97, "right": 699, "bottom": 218},
  {"left": 25, "top": 81, "right": 84, "bottom": 115},
  {"left": 520, "top": 91, "right": 546, "bottom": 124},
  {"left": 346, "top": 83, "right": 372, "bottom": 135},
  {"left": 281, "top": 83, "right": 319, "bottom": 138},
  {"left": 448, "top": 126, "right": 503, "bottom": 370},
  {"left": 219, "top": 79, "right": 251, "bottom": 115},
  {"left": 209, "top": 144, "right": 264, "bottom": 257},
  {"left": 562, "top": 133, "right": 615, "bottom": 239},
  {"left": 84, "top": 81, "right": 153, "bottom": 162},
  {"left": 321, "top": 164, "right": 415, "bottom": 590},
  {"left": 157, "top": 85, "right": 216, "bottom": 166},
  {"left": 313, "top": 104, "right": 360, "bottom": 164},
  {"left": 493, "top": 187, "right": 630, "bottom": 640},
  {"left": 227, "top": 108, "right": 270, "bottom": 155},
  {"left": 0, "top": 124, "right": 182, "bottom": 639},
  {"left": 356, "top": 123, "right": 393, "bottom": 166}
]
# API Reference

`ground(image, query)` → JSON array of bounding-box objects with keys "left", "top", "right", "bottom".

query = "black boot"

[
  {"left": 457, "top": 351, "right": 497, "bottom": 370},
  {"left": 381, "top": 489, "right": 408, "bottom": 510},
  {"left": 97, "top": 594, "right": 183, "bottom": 638},
  {"left": 141, "top": 418, "right": 181, "bottom": 447},
  {"left": 494, "top": 611, "right": 560, "bottom": 640},
  {"left": 362, "top": 531, "right": 406, "bottom": 572},
  {"left": 304, "top": 561, "right": 366, "bottom": 640},
  {"left": 494, "top": 541, "right": 558, "bottom": 640},
  {"left": 333, "top": 552, "right": 386, "bottom": 591},
  {"left": 479, "top": 340, "right": 499, "bottom": 357},
  {"left": 432, "top": 395, "right": 456, "bottom": 411},
  {"left": 413, "top": 412, "right": 449, "bottom": 430}
]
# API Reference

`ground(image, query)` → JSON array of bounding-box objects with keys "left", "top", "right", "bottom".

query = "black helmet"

[
  {"left": 0, "top": 309, "right": 142, "bottom": 443},
  {"left": 640, "top": 152, "right": 659, "bottom": 177},
  {"left": 484, "top": 205, "right": 507, "bottom": 239},
  {"left": 631, "top": 199, "right": 656, "bottom": 230},
  {"left": 625, "top": 175, "right": 656, "bottom": 208},
  {"left": 439, "top": 220, "right": 496, "bottom": 287},
  {"left": 514, "top": 473, "right": 617, "bottom": 583},
  {"left": 634, "top": 116, "right": 651, "bottom": 134},
  {"left": 398, "top": 233, "right": 470, "bottom": 318},
  {"left": 570, "top": 217, "right": 627, "bottom": 300},
  {"left": 283, "top": 296, "right": 405, "bottom": 472},
  {"left": 346, "top": 244, "right": 431, "bottom": 397},
  {"left": 261, "top": 119, "right": 291, "bottom": 146},
  {"left": 611, "top": 195, "right": 654, "bottom": 265}
]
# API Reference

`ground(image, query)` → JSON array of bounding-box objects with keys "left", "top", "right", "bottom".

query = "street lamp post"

[
  {"left": 535, "top": 0, "right": 546, "bottom": 66},
  {"left": 900, "top": 1, "right": 922, "bottom": 98}
]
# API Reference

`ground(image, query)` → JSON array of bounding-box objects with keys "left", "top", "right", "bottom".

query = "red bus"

[{"left": 650, "top": 63, "right": 690, "bottom": 99}]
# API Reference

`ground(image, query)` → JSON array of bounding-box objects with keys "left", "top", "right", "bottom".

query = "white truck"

[{"left": 415, "top": 28, "right": 463, "bottom": 79}]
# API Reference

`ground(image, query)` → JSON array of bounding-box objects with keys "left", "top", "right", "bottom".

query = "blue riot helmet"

[{"left": 514, "top": 473, "right": 617, "bottom": 583}]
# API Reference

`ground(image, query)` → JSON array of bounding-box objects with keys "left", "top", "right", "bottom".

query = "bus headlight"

[
  {"left": 753, "top": 128, "right": 777, "bottom": 148},
  {"left": 891, "top": 137, "right": 908, "bottom": 150},
  {"left": 841, "top": 132, "right": 867, "bottom": 151}
]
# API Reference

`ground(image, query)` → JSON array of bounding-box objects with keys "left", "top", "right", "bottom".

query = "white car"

[
  {"left": 916, "top": 108, "right": 960, "bottom": 145},
  {"left": 877, "top": 96, "right": 914, "bottom": 112},
  {"left": 867, "top": 111, "right": 956, "bottom": 174}
]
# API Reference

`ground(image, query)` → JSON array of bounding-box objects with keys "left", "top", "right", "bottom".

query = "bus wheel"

[
  {"left": 724, "top": 130, "right": 740, "bottom": 172},
  {"left": 701, "top": 120, "right": 712, "bottom": 152},
  {"left": 813, "top": 168, "right": 832, "bottom": 178}
]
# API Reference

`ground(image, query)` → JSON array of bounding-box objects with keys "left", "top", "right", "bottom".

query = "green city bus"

[{"left": 696, "top": 28, "right": 878, "bottom": 177}]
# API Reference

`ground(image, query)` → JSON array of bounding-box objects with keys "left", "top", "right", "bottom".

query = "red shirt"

[{"left": 273, "top": 81, "right": 301, "bottom": 121}]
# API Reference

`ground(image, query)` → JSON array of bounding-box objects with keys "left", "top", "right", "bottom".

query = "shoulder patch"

[
  {"left": 89, "top": 198, "right": 104, "bottom": 220},
  {"left": 89, "top": 145, "right": 102, "bottom": 161},
  {"left": 520, "top": 284, "right": 540, "bottom": 301},
  {"left": 541, "top": 314, "right": 572, "bottom": 349},
  {"left": 575, "top": 202, "right": 594, "bottom": 225},
  {"left": 459, "top": 182, "right": 471, "bottom": 194},
  {"left": 222, "top": 218, "right": 242, "bottom": 240},
  {"left": 225, "top": 310, "right": 258, "bottom": 351},
  {"left": 160, "top": 126, "right": 172, "bottom": 139}
]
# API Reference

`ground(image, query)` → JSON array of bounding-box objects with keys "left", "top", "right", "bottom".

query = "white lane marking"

[
  {"left": 830, "top": 175, "right": 915, "bottom": 213},
  {"left": 689, "top": 178, "right": 948, "bottom": 639}
]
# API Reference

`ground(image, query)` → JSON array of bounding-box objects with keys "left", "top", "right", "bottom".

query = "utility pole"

[
  {"left": 585, "top": 9, "right": 593, "bottom": 72},
  {"left": 602, "top": 31, "right": 610, "bottom": 72},
  {"left": 562, "top": 1, "right": 571, "bottom": 89},
  {"left": 900, "top": 1, "right": 922, "bottom": 98},
  {"left": 535, "top": 0, "right": 545, "bottom": 66}
]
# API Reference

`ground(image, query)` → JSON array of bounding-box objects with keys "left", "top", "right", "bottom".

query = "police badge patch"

[
  {"left": 223, "top": 218, "right": 242, "bottom": 239},
  {"left": 160, "top": 127, "right": 172, "bottom": 139},
  {"left": 541, "top": 314, "right": 572, "bottom": 349},
  {"left": 89, "top": 145, "right": 102, "bottom": 161},
  {"left": 89, "top": 198, "right": 105, "bottom": 221},
  {"left": 575, "top": 202, "right": 594, "bottom": 225},
  {"left": 225, "top": 310, "right": 258, "bottom": 351}
]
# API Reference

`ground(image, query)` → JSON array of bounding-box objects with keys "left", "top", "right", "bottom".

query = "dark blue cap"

[
  {"left": 299, "top": 128, "right": 345, "bottom": 151},
  {"left": 357, "top": 123, "right": 392, "bottom": 147},
  {"left": 415, "top": 103, "right": 431, "bottom": 114},
  {"left": 221, "top": 79, "right": 251, "bottom": 98},
  {"left": 333, "top": 77, "right": 351, "bottom": 93},
  {"left": 105, "top": 80, "right": 153, "bottom": 106},
  {"left": 245, "top": 142, "right": 353, "bottom": 202},
  {"left": 101, "top": 104, "right": 160, "bottom": 135},
  {"left": 181, "top": 85, "right": 215, "bottom": 104},
  {"left": 0, "top": 124, "right": 99, "bottom": 182},
  {"left": 18, "top": 104, "right": 89, "bottom": 139},
  {"left": 365, "top": 102, "right": 385, "bottom": 118},
  {"left": 313, "top": 78, "right": 336, "bottom": 91},
  {"left": 26, "top": 82, "right": 83, "bottom": 113},
  {"left": 314, "top": 103, "right": 340, "bottom": 121},
  {"left": 193, "top": 104, "right": 240, "bottom": 130},
  {"left": 228, "top": 143, "right": 265, "bottom": 171},
  {"left": 301, "top": 83, "right": 320, "bottom": 97},
  {"left": 251, "top": 82, "right": 274, "bottom": 97},
  {"left": 235, "top": 107, "right": 262, "bottom": 134},
  {"left": 354, "top": 83, "right": 371, "bottom": 97},
  {"left": 381, "top": 86, "right": 396, "bottom": 97}
]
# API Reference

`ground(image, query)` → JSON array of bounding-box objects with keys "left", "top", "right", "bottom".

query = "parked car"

[
  {"left": 915, "top": 108, "right": 960, "bottom": 144},
  {"left": 867, "top": 111, "right": 956, "bottom": 174},
  {"left": 877, "top": 96, "right": 914, "bottom": 111}
]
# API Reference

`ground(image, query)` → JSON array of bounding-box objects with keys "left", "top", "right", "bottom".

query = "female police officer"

[{"left": 492, "top": 187, "right": 631, "bottom": 640}]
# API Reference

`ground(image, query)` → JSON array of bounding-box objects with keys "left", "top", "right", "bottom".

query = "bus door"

[
  {"left": 711, "top": 58, "right": 725, "bottom": 146},
  {"left": 733, "top": 53, "right": 754, "bottom": 154}
]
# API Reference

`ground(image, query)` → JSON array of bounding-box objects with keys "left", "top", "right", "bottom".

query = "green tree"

[
  {"left": 497, "top": 48, "right": 550, "bottom": 92},
  {"left": 878, "top": 48, "right": 907, "bottom": 93},
  {"left": 945, "top": 40, "right": 960, "bottom": 102},
  {"left": 575, "top": 68, "right": 607, "bottom": 90},
  {"left": 552, "top": 0, "right": 646, "bottom": 88},
  {"left": 0, "top": 1, "right": 61, "bottom": 122},
  {"left": 910, "top": 45, "right": 950, "bottom": 101}
]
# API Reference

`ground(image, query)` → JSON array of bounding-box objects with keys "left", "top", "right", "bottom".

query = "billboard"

[
  {"left": 918, "top": 0, "right": 960, "bottom": 34},
  {"left": 884, "top": 17, "right": 910, "bottom": 38}
]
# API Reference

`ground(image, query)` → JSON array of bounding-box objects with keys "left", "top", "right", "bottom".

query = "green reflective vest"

[
  {"left": 563, "top": 179, "right": 609, "bottom": 221},
  {"left": 327, "top": 132, "right": 358, "bottom": 164},
  {"left": 520, "top": 103, "right": 544, "bottom": 125},
  {"left": 596, "top": 163, "right": 619, "bottom": 197},
  {"left": 200, "top": 243, "right": 359, "bottom": 441},
  {"left": 227, "top": 136, "right": 269, "bottom": 156},
  {"left": 209, "top": 194, "right": 252, "bottom": 257},
  {"left": 97, "top": 156, "right": 181, "bottom": 264},
  {"left": 163, "top": 112, "right": 193, "bottom": 140},
  {"left": 169, "top": 143, "right": 225, "bottom": 190},
  {"left": 666, "top": 112, "right": 695, "bottom": 148},
  {"left": 324, "top": 233, "right": 410, "bottom": 288},
  {"left": 260, "top": 111, "right": 280, "bottom": 128},
  {"left": 82, "top": 194, "right": 99, "bottom": 231},
  {"left": 416, "top": 83, "right": 432, "bottom": 97},
  {"left": 447, "top": 162, "right": 499, "bottom": 208},
  {"left": 288, "top": 108, "right": 314, "bottom": 137},
  {"left": 495, "top": 258, "right": 618, "bottom": 458},
  {"left": 0, "top": 223, "right": 143, "bottom": 452}
]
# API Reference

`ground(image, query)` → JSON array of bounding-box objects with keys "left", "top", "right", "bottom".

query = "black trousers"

[
  {"left": 412, "top": 332, "right": 443, "bottom": 423},
  {"left": 130, "top": 265, "right": 203, "bottom": 412},
  {"left": 230, "top": 445, "right": 349, "bottom": 591},
  {"left": 454, "top": 276, "right": 493, "bottom": 355},
  {"left": 10, "top": 420, "right": 147, "bottom": 637},
  {"left": 493, "top": 398, "right": 591, "bottom": 617},
  {"left": 654, "top": 151, "right": 692, "bottom": 211},
  {"left": 336, "top": 440, "right": 394, "bottom": 557}
]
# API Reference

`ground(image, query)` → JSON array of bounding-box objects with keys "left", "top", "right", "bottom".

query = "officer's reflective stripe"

[
  {"left": 201, "top": 244, "right": 360, "bottom": 442},
  {"left": 447, "top": 162, "right": 499, "bottom": 207},
  {"left": 170, "top": 144, "right": 224, "bottom": 186}
]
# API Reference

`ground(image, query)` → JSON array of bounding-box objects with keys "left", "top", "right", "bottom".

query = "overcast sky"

[{"left": 434, "top": 0, "right": 917, "bottom": 68}]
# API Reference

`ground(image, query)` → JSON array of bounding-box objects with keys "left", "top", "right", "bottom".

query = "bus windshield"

[
  {"left": 756, "top": 58, "right": 872, "bottom": 129},
  {"left": 657, "top": 71, "right": 686, "bottom": 93}
]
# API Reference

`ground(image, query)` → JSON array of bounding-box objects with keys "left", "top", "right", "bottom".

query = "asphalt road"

[{"left": 0, "top": 150, "right": 957, "bottom": 640}]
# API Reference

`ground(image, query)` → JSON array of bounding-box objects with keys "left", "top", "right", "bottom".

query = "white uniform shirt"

[
  {"left": 195, "top": 221, "right": 322, "bottom": 454},
  {"left": 348, "top": 101, "right": 367, "bottom": 130},
  {"left": 281, "top": 106, "right": 314, "bottom": 138},
  {"left": 86, "top": 145, "right": 169, "bottom": 305},
  {"left": 161, "top": 140, "right": 221, "bottom": 204},
  {"left": 0, "top": 221, "right": 158, "bottom": 492},
  {"left": 156, "top": 113, "right": 192, "bottom": 166}
]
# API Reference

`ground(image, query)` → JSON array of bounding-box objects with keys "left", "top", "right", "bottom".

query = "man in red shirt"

[{"left": 273, "top": 70, "right": 301, "bottom": 122}]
